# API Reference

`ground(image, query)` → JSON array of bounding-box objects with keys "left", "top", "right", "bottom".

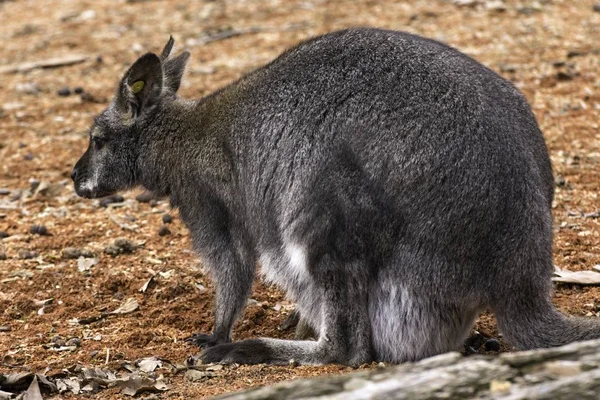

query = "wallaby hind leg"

[
  {"left": 201, "top": 256, "right": 373, "bottom": 366},
  {"left": 494, "top": 278, "right": 600, "bottom": 350}
]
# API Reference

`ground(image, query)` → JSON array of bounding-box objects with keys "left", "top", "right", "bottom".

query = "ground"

[{"left": 0, "top": 0, "right": 599, "bottom": 398}]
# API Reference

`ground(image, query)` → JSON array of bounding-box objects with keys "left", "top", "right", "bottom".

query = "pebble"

[
  {"left": 29, "top": 179, "right": 40, "bottom": 191},
  {"left": 0, "top": 253, "right": 6, "bottom": 260},
  {"left": 57, "top": 87, "right": 71, "bottom": 97},
  {"left": 162, "top": 214, "right": 173, "bottom": 224},
  {"left": 594, "top": 3, "right": 600, "bottom": 12},
  {"left": 105, "top": 238, "right": 137, "bottom": 256},
  {"left": 99, "top": 194, "right": 125, "bottom": 207},
  {"left": 15, "top": 82, "right": 40, "bottom": 95},
  {"left": 52, "top": 335, "right": 66, "bottom": 347},
  {"left": 62, "top": 247, "right": 94, "bottom": 259},
  {"left": 464, "top": 331, "right": 486, "bottom": 351},
  {"left": 484, "top": 338, "right": 501, "bottom": 352},
  {"left": 66, "top": 337, "right": 81, "bottom": 347},
  {"left": 30, "top": 225, "right": 48, "bottom": 235},
  {"left": 0, "top": 188, "right": 11, "bottom": 195},
  {"left": 73, "top": 87, "right": 84, "bottom": 94},
  {"left": 158, "top": 225, "right": 171, "bottom": 236},
  {"left": 135, "top": 191, "right": 155, "bottom": 203},
  {"left": 18, "top": 250, "right": 39, "bottom": 259},
  {"left": 0, "top": 325, "right": 11, "bottom": 332},
  {"left": 0, "top": 231, "right": 9, "bottom": 239}
]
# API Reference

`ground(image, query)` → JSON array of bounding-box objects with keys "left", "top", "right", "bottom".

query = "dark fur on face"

[{"left": 72, "top": 37, "right": 189, "bottom": 198}]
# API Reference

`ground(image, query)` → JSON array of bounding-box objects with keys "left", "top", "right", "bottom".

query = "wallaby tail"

[{"left": 495, "top": 289, "right": 600, "bottom": 350}]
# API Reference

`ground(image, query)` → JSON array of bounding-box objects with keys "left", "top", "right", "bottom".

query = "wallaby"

[{"left": 72, "top": 28, "right": 600, "bottom": 366}]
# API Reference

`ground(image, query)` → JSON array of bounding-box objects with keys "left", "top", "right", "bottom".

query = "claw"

[{"left": 184, "top": 333, "right": 220, "bottom": 349}]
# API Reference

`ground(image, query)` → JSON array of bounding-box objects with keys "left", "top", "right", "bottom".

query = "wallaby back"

[{"left": 73, "top": 28, "right": 600, "bottom": 366}]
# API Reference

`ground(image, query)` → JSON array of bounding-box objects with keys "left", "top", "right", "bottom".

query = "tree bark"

[{"left": 214, "top": 339, "right": 600, "bottom": 399}]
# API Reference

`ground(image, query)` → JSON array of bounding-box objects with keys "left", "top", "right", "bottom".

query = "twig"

[
  {"left": 0, "top": 55, "right": 89, "bottom": 74},
  {"left": 195, "top": 22, "right": 310, "bottom": 45},
  {"left": 106, "top": 209, "right": 138, "bottom": 232}
]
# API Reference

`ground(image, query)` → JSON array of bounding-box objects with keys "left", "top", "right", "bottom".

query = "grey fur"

[{"left": 72, "top": 28, "right": 600, "bottom": 366}]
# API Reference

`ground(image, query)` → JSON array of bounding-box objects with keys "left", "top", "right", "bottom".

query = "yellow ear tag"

[{"left": 131, "top": 80, "right": 145, "bottom": 94}]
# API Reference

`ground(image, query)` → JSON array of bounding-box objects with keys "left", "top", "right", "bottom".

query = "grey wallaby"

[{"left": 72, "top": 28, "right": 600, "bottom": 366}]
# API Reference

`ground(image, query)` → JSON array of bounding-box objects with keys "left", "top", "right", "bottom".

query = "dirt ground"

[{"left": 0, "top": 0, "right": 599, "bottom": 398}]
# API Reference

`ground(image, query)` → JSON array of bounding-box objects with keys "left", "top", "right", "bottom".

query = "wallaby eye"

[{"left": 91, "top": 136, "right": 106, "bottom": 150}]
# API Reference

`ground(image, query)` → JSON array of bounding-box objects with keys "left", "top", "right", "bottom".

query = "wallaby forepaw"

[
  {"left": 201, "top": 340, "right": 273, "bottom": 365},
  {"left": 184, "top": 333, "right": 221, "bottom": 349}
]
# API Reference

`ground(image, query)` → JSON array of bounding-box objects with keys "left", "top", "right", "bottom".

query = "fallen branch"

[{"left": 214, "top": 339, "right": 600, "bottom": 400}]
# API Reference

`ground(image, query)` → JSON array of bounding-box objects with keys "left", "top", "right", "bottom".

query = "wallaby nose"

[{"left": 71, "top": 169, "right": 77, "bottom": 181}]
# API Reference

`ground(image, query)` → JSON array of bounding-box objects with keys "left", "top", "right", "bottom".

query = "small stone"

[
  {"left": 135, "top": 191, "right": 155, "bottom": 203},
  {"left": 158, "top": 225, "right": 171, "bottom": 236},
  {"left": 594, "top": 3, "right": 600, "bottom": 12},
  {"left": 29, "top": 179, "right": 40, "bottom": 191},
  {"left": 0, "top": 188, "right": 10, "bottom": 195},
  {"left": 15, "top": 82, "right": 40, "bottom": 95},
  {"left": 114, "top": 238, "right": 136, "bottom": 252},
  {"left": 30, "top": 225, "right": 48, "bottom": 235},
  {"left": 62, "top": 247, "right": 94, "bottom": 259},
  {"left": 23, "top": 152, "right": 34, "bottom": 161},
  {"left": 484, "top": 338, "right": 501, "bottom": 352},
  {"left": 99, "top": 194, "right": 124, "bottom": 207},
  {"left": 555, "top": 175, "right": 566, "bottom": 187},
  {"left": 185, "top": 369, "right": 213, "bottom": 382},
  {"left": 0, "top": 253, "right": 6, "bottom": 260},
  {"left": 0, "top": 325, "right": 11, "bottom": 332},
  {"left": 162, "top": 214, "right": 173, "bottom": 224},
  {"left": 465, "top": 331, "right": 486, "bottom": 351},
  {"left": 73, "top": 87, "right": 84, "bottom": 94},
  {"left": 66, "top": 337, "right": 81, "bottom": 347},
  {"left": 57, "top": 87, "right": 71, "bottom": 97},
  {"left": 19, "top": 250, "right": 38, "bottom": 261},
  {"left": 52, "top": 335, "right": 66, "bottom": 347},
  {"left": 105, "top": 238, "right": 137, "bottom": 256},
  {"left": 0, "top": 231, "right": 9, "bottom": 239},
  {"left": 556, "top": 71, "right": 575, "bottom": 81}
]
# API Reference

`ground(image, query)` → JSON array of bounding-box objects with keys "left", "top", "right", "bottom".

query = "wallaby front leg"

[{"left": 185, "top": 243, "right": 255, "bottom": 348}]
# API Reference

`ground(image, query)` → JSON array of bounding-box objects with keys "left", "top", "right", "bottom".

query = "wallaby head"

[{"left": 71, "top": 37, "right": 190, "bottom": 198}]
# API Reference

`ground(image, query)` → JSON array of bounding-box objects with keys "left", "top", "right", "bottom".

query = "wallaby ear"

[
  {"left": 160, "top": 36, "right": 175, "bottom": 62},
  {"left": 159, "top": 36, "right": 190, "bottom": 94},
  {"left": 163, "top": 51, "right": 190, "bottom": 94},
  {"left": 116, "top": 53, "right": 163, "bottom": 121}
]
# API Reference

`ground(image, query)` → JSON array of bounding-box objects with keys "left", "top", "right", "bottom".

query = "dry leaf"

[
  {"left": 110, "top": 298, "right": 139, "bottom": 314},
  {"left": 24, "top": 375, "right": 43, "bottom": 400},
  {"left": 139, "top": 276, "right": 154, "bottom": 293},
  {"left": 117, "top": 372, "right": 168, "bottom": 396},
  {"left": 553, "top": 266, "right": 600, "bottom": 285},
  {"left": 0, "top": 390, "right": 14, "bottom": 400},
  {"left": 77, "top": 256, "right": 98, "bottom": 273},
  {"left": 137, "top": 357, "right": 162, "bottom": 373}
]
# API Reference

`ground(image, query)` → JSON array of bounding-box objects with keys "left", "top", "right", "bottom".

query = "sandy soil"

[{"left": 0, "top": 0, "right": 599, "bottom": 398}]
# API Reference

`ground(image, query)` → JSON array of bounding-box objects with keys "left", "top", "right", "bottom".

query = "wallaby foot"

[{"left": 201, "top": 338, "right": 371, "bottom": 366}]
